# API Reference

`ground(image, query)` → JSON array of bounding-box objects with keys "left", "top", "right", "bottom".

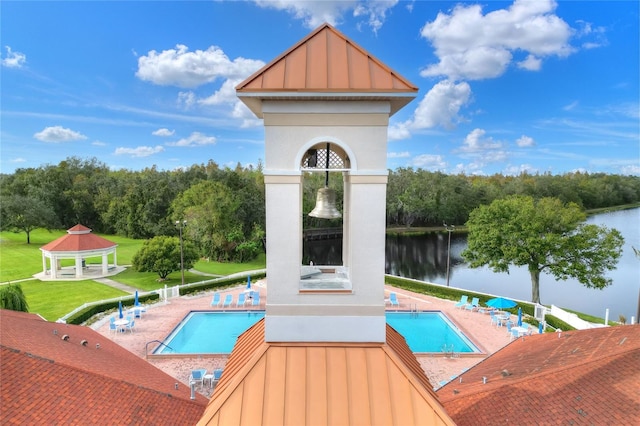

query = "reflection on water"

[{"left": 303, "top": 208, "right": 639, "bottom": 319}]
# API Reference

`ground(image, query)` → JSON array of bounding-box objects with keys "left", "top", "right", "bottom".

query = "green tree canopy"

[
  {"left": 462, "top": 195, "right": 624, "bottom": 303},
  {"left": 0, "top": 194, "right": 59, "bottom": 243},
  {"left": 0, "top": 283, "right": 29, "bottom": 312},
  {"left": 131, "top": 236, "right": 198, "bottom": 280}
]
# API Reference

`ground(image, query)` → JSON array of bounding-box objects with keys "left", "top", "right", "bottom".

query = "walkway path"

[{"left": 94, "top": 277, "right": 139, "bottom": 294}]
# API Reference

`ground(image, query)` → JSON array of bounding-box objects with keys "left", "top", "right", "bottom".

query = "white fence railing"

[
  {"left": 57, "top": 270, "right": 265, "bottom": 324},
  {"left": 549, "top": 305, "right": 606, "bottom": 330}
]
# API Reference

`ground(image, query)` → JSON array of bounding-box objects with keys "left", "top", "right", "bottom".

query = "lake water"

[{"left": 305, "top": 208, "right": 640, "bottom": 321}]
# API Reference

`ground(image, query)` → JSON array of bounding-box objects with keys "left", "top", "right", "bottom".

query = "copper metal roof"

[
  {"left": 438, "top": 325, "right": 640, "bottom": 425},
  {"left": 236, "top": 23, "right": 418, "bottom": 117},
  {"left": 40, "top": 224, "right": 117, "bottom": 252},
  {"left": 197, "top": 319, "right": 455, "bottom": 426}
]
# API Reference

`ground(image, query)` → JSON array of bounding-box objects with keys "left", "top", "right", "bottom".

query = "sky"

[{"left": 1, "top": 0, "right": 638, "bottom": 176}]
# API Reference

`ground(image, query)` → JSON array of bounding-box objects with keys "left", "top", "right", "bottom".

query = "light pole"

[
  {"left": 175, "top": 220, "right": 187, "bottom": 286},
  {"left": 444, "top": 223, "right": 455, "bottom": 287}
]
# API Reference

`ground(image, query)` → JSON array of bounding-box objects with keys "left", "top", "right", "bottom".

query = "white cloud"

[
  {"left": 115, "top": 145, "right": 164, "bottom": 157},
  {"left": 2, "top": 46, "right": 26, "bottom": 68},
  {"left": 460, "top": 128, "right": 502, "bottom": 153},
  {"left": 420, "top": 0, "right": 573, "bottom": 80},
  {"left": 353, "top": 0, "right": 398, "bottom": 33},
  {"left": 516, "top": 135, "right": 535, "bottom": 147},
  {"left": 34, "top": 126, "right": 87, "bottom": 142},
  {"left": 253, "top": 0, "right": 398, "bottom": 31},
  {"left": 620, "top": 165, "right": 640, "bottom": 176},
  {"left": 563, "top": 100, "right": 579, "bottom": 111},
  {"left": 199, "top": 79, "right": 242, "bottom": 106},
  {"left": 92, "top": 140, "right": 107, "bottom": 146},
  {"left": 393, "top": 80, "right": 471, "bottom": 136},
  {"left": 136, "top": 44, "right": 264, "bottom": 88},
  {"left": 503, "top": 164, "right": 539, "bottom": 175},
  {"left": 167, "top": 132, "right": 216, "bottom": 147},
  {"left": 517, "top": 54, "right": 542, "bottom": 71},
  {"left": 177, "top": 91, "right": 196, "bottom": 109},
  {"left": 152, "top": 128, "right": 175, "bottom": 137},
  {"left": 387, "top": 151, "right": 410, "bottom": 159},
  {"left": 10, "top": 157, "right": 26, "bottom": 163},
  {"left": 410, "top": 154, "right": 447, "bottom": 170},
  {"left": 387, "top": 123, "right": 411, "bottom": 141}
]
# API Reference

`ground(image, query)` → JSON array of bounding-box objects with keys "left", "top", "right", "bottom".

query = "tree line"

[{"left": 1, "top": 156, "right": 639, "bottom": 261}]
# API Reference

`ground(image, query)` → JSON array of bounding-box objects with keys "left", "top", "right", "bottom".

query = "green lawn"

[
  {"left": 194, "top": 253, "right": 266, "bottom": 275},
  {"left": 0, "top": 229, "right": 144, "bottom": 282},
  {"left": 1, "top": 228, "right": 265, "bottom": 320},
  {"left": 19, "top": 278, "right": 128, "bottom": 321}
]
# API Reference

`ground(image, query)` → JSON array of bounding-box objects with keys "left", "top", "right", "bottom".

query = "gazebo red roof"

[{"left": 40, "top": 224, "right": 116, "bottom": 252}]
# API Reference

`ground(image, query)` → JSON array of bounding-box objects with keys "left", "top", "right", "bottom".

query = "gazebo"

[{"left": 39, "top": 224, "right": 119, "bottom": 279}]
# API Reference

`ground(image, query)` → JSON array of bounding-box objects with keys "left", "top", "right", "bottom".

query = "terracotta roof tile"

[
  {"left": 437, "top": 325, "right": 640, "bottom": 425},
  {"left": 40, "top": 224, "right": 116, "bottom": 252},
  {"left": 1, "top": 310, "right": 207, "bottom": 425},
  {"left": 197, "top": 319, "right": 455, "bottom": 425}
]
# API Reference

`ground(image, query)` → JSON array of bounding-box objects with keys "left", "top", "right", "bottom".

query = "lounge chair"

[
  {"left": 389, "top": 292, "right": 399, "bottom": 307},
  {"left": 237, "top": 293, "right": 246, "bottom": 307},
  {"left": 211, "top": 292, "right": 221, "bottom": 307},
  {"left": 477, "top": 305, "right": 495, "bottom": 314},
  {"left": 454, "top": 295, "right": 469, "bottom": 309},
  {"left": 252, "top": 292, "right": 260, "bottom": 306},
  {"left": 213, "top": 368, "right": 223, "bottom": 382},
  {"left": 189, "top": 369, "right": 207, "bottom": 387},
  {"left": 464, "top": 297, "right": 480, "bottom": 311},
  {"left": 222, "top": 294, "right": 233, "bottom": 308}
]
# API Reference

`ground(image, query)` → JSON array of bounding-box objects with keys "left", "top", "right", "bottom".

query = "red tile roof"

[
  {"left": 40, "top": 224, "right": 116, "bottom": 252},
  {"left": 197, "top": 319, "right": 455, "bottom": 425},
  {"left": 437, "top": 325, "right": 640, "bottom": 425},
  {"left": 1, "top": 310, "right": 207, "bottom": 425}
]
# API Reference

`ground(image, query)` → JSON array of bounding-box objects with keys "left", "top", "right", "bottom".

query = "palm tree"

[{"left": 0, "top": 283, "right": 29, "bottom": 312}]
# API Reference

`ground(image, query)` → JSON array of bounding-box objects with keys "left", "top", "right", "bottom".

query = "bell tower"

[{"left": 236, "top": 23, "right": 417, "bottom": 343}]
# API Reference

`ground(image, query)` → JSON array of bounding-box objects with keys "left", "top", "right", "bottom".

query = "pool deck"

[{"left": 93, "top": 280, "right": 513, "bottom": 398}]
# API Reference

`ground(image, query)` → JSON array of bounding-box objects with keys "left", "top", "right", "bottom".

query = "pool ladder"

[{"left": 410, "top": 303, "right": 420, "bottom": 318}]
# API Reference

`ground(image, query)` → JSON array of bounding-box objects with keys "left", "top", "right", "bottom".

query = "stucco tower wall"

[{"left": 263, "top": 100, "right": 390, "bottom": 342}]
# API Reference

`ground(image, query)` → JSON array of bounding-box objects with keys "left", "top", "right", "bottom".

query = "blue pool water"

[{"left": 154, "top": 311, "right": 479, "bottom": 355}]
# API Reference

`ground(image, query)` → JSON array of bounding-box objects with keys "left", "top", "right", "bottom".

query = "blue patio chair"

[
  {"left": 109, "top": 317, "right": 117, "bottom": 334},
  {"left": 389, "top": 292, "right": 400, "bottom": 307},
  {"left": 454, "top": 295, "right": 469, "bottom": 309},
  {"left": 506, "top": 321, "right": 514, "bottom": 334},
  {"left": 189, "top": 369, "right": 206, "bottom": 387},
  {"left": 510, "top": 327, "right": 520, "bottom": 340},
  {"left": 489, "top": 311, "right": 500, "bottom": 326},
  {"left": 222, "top": 294, "right": 233, "bottom": 308},
  {"left": 464, "top": 297, "right": 480, "bottom": 311},
  {"left": 252, "top": 292, "right": 260, "bottom": 306},
  {"left": 213, "top": 368, "right": 223, "bottom": 382},
  {"left": 237, "top": 293, "right": 246, "bottom": 307},
  {"left": 125, "top": 318, "right": 135, "bottom": 333},
  {"left": 211, "top": 292, "right": 221, "bottom": 307}
]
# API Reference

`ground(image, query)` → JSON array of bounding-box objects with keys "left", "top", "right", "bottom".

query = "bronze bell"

[{"left": 309, "top": 187, "right": 341, "bottom": 219}]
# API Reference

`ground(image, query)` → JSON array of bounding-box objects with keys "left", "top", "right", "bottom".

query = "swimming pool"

[{"left": 153, "top": 311, "right": 480, "bottom": 355}]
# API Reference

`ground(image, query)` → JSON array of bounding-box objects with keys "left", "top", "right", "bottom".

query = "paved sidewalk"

[{"left": 95, "top": 277, "right": 139, "bottom": 294}]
